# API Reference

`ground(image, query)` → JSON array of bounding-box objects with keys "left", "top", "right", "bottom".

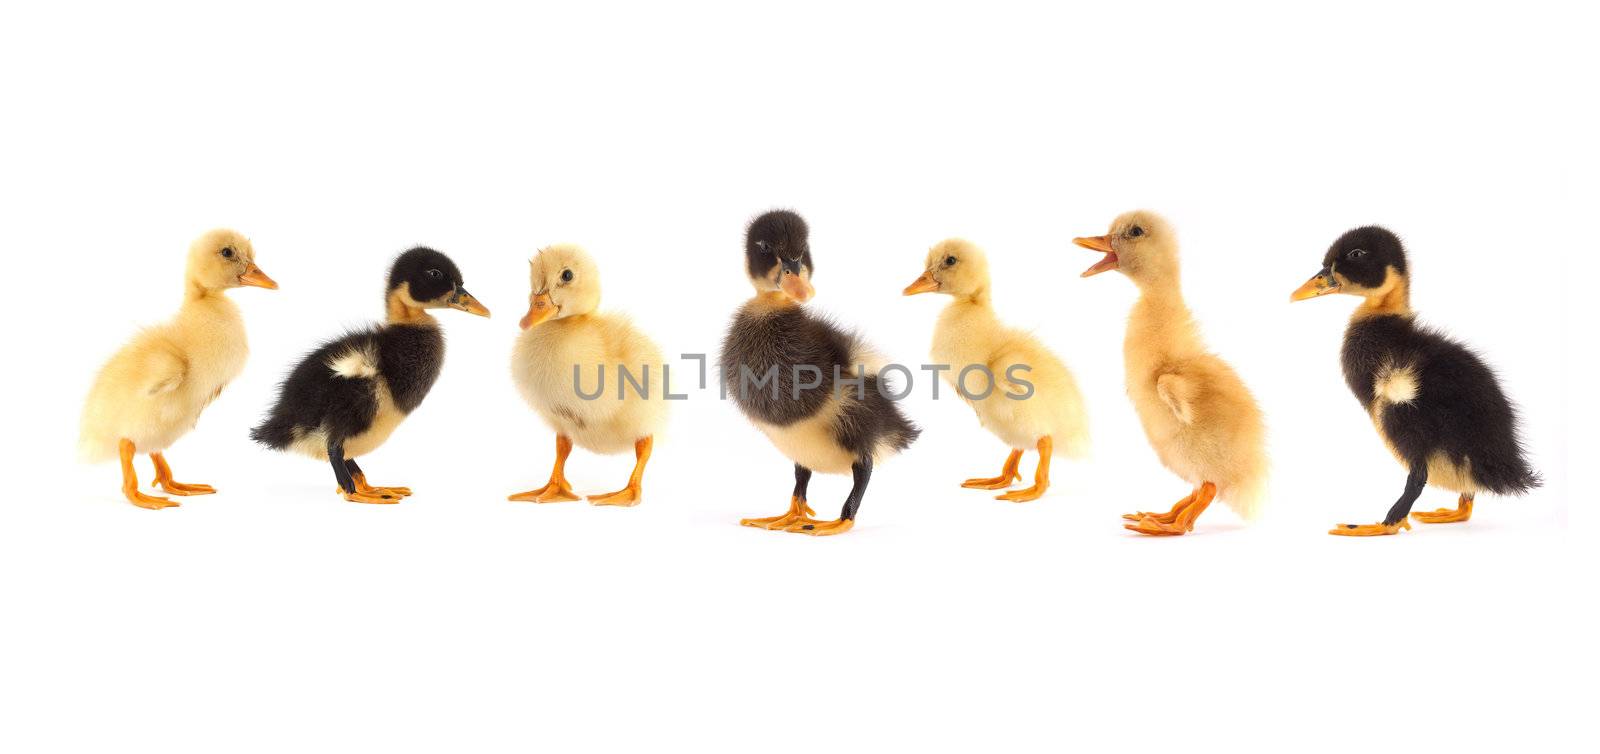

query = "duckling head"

[
  {"left": 903, "top": 238, "right": 990, "bottom": 302},
  {"left": 187, "top": 228, "right": 276, "bottom": 292},
  {"left": 1290, "top": 225, "right": 1409, "bottom": 304},
  {"left": 386, "top": 247, "right": 490, "bottom": 318},
  {"left": 1072, "top": 210, "right": 1179, "bottom": 288},
  {"left": 520, "top": 244, "right": 600, "bottom": 329},
  {"left": 744, "top": 209, "right": 814, "bottom": 304}
]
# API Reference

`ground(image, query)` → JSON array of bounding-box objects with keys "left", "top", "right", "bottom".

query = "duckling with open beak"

[{"left": 1072, "top": 211, "right": 1269, "bottom": 535}]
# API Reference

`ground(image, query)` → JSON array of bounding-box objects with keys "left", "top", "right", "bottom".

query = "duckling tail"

[
  {"left": 249, "top": 415, "right": 296, "bottom": 450},
  {"left": 1219, "top": 471, "right": 1269, "bottom": 523},
  {"left": 1475, "top": 454, "right": 1543, "bottom": 496}
]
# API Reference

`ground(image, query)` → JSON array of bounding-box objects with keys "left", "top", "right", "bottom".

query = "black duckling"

[
  {"left": 251, "top": 247, "right": 490, "bottom": 503},
  {"left": 720, "top": 210, "right": 920, "bottom": 536},
  {"left": 1291, "top": 226, "right": 1539, "bottom": 535}
]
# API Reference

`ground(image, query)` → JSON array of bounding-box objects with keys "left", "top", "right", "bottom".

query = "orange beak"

[
  {"left": 520, "top": 291, "right": 556, "bottom": 329},
  {"left": 1291, "top": 271, "right": 1341, "bottom": 302},
  {"left": 902, "top": 271, "right": 939, "bottom": 295},
  {"left": 238, "top": 263, "right": 278, "bottom": 289},
  {"left": 448, "top": 288, "right": 491, "bottom": 317},
  {"left": 780, "top": 271, "right": 815, "bottom": 304},
  {"left": 1072, "top": 236, "right": 1118, "bottom": 278}
]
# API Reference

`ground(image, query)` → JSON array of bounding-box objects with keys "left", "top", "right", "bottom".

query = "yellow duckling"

[
  {"left": 1073, "top": 211, "right": 1267, "bottom": 535},
  {"left": 904, "top": 239, "right": 1089, "bottom": 501},
  {"left": 509, "top": 244, "right": 667, "bottom": 506},
  {"left": 79, "top": 229, "right": 277, "bottom": 509}
]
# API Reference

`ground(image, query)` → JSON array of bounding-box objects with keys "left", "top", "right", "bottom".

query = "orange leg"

[
  {"left": 1124, "top": 482, "right": 1216, "bottom": 536},
  {"left": 588, "top": 436, "right": 653, "bottom": 506},
  {"left": 1412, "top": 494, "right": 1474, "bottom": 524},
  {"left": 962, "top": 449, "right": 1023, "bottom": 490},
  {"left": 120, "top": 439, "right": 178, "bottom": 510},
  {"left": 508, "top": 434, "right": 580, "bottom": 503},
  {"left": 997, "top": 437, "right": 1051, "bottom": 502},
  {"left": 741, "top": 495, "right": 818, "bottom": 530},
  {"left": 149, "top": 452, "right": 216, "bottom": 496}
]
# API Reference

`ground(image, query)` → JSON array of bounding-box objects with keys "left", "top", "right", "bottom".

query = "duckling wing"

[{"left": 1155, "top": 372, "right": 1195, "bottom": 425}]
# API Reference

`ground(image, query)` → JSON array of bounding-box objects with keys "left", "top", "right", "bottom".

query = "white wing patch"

[
  {"left": 1375, "top": 364, "right": 1419, "bottom": 404},
  {"left": 328, "top": 346, "right": 379, "bottom": 379}
]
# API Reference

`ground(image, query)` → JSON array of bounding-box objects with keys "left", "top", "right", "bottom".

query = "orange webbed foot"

[
  {"left": 996, "top": 484, "right": 1047, "bottom": 503},
  {"left": 781, "top": 517, "right": 855, "bottom": 536},
  {"left": 740, "top": 497, "right": 816, "bottom": 529},
  {"left": 125, "top": 490, "right": 180, "bottom": 510},
  {"left": 508, "top": 482, "right": 580, "bottom": 503},
  {"left": 1123, "top": 517, "right": 1190, "bottom": 536},
  {"left": 153, "top": 480, "right": 216, "bottom": 496},
  {"left": 1411, "top": 497, "right": 1472, "bottom": 524},
  {"left": 1122, "top": 483, "right": 1215, "bottom": 537},
  {"left": 962, "top": 471, "right": 1020, "bottom": 490},
  {"left": 1329, "top": 520, "right": 1411, "bottom": 537},
  {"left": 342, "top": 490, "right": 401, "bottom": 505},
  {"left": 588, "top": 486, "right": 642, "bottom": 507},
  {"left": 365, "top": 485, "right": 412, "bottom": 498}
]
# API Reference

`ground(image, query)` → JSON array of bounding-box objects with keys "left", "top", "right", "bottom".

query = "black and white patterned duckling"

[
  {"left": 251, "top": 247, "right": 489, "bottom": 503},
  {"left": 720, "top": 210, "right": 920, "bottom": 536},
  {"left": 1291, "top": 226, "right": 1539, "bottom": 535}
]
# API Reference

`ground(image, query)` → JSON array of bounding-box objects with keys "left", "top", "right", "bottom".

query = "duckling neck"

[
  {"left": 183, "top": 278, "right": 227, "bottom": 304},
  {"left": 180, "top": 279, "right": 239, "bottom": 319},
  {"left": 1353, "top": 276, "right": 1412, "bottom": 320},
  {"left": 386, "top": 291, "right": 437, "bottom": 326},
  {"left": 750, "top": 290, "right": 800, "bottom": 311},
  {"left": 933, "top": 295, "right": 1000, "bottom": 365},
  {"left": 1126, "top": 283, "right": 1202, "bottom": 362},
  {"left": 961, "top": 284, "right": 992, "bottom": 307}
]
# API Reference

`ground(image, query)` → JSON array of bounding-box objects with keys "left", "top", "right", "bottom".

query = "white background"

[{"left": 1, "top": 2, "right": 1592, "bottom": 752}]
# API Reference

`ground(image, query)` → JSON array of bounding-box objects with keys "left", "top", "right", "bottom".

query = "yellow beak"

[{"left": 902, "top": 271, "right": 939, "bottom": 295}]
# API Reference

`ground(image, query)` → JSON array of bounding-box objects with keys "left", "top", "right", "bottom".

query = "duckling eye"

[
  {"left": 1348, "top": 249, "right": 1367, "bottom": 260},
  {"left": 426, "top": 269, "right": 443, "bottom": 279},
  {"left": 220, "top": 247, "right": 234, "bottom": 259},
  {"left": 1128, "top": 226, "right": 1145, "bottom": 238},
  {"left": 944, "top": 256, "right": 958, "bottom": 267},
  {"left": 561, "top": 269, "right": 574, "bottom": 283}
]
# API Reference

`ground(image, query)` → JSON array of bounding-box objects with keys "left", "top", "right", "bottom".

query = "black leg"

[
  {"left": 792, "top": 464, "right": 813, "bottom": 502},
  {"left": 1382, "top": 461, "right": 1429, "bottom": 526},
  {"left": 328, "top": 438, "right": 356, "bottom": 494},
  {"left": 839, "top": 459, "right": 873, "bottom": 521},
  {"left": 345, "top": 457, "right": 364, "bottom": 479}
]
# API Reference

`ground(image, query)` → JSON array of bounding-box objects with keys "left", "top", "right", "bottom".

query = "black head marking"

[
  {"left": 745, "top": 210, "right": 813, "bottom": 281},
  {"left": 1323, "top": 226, "right": 1407, "bottom": 289},
  {"left": 388, "top": 247, "right": 465, "bottom": 303}
]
